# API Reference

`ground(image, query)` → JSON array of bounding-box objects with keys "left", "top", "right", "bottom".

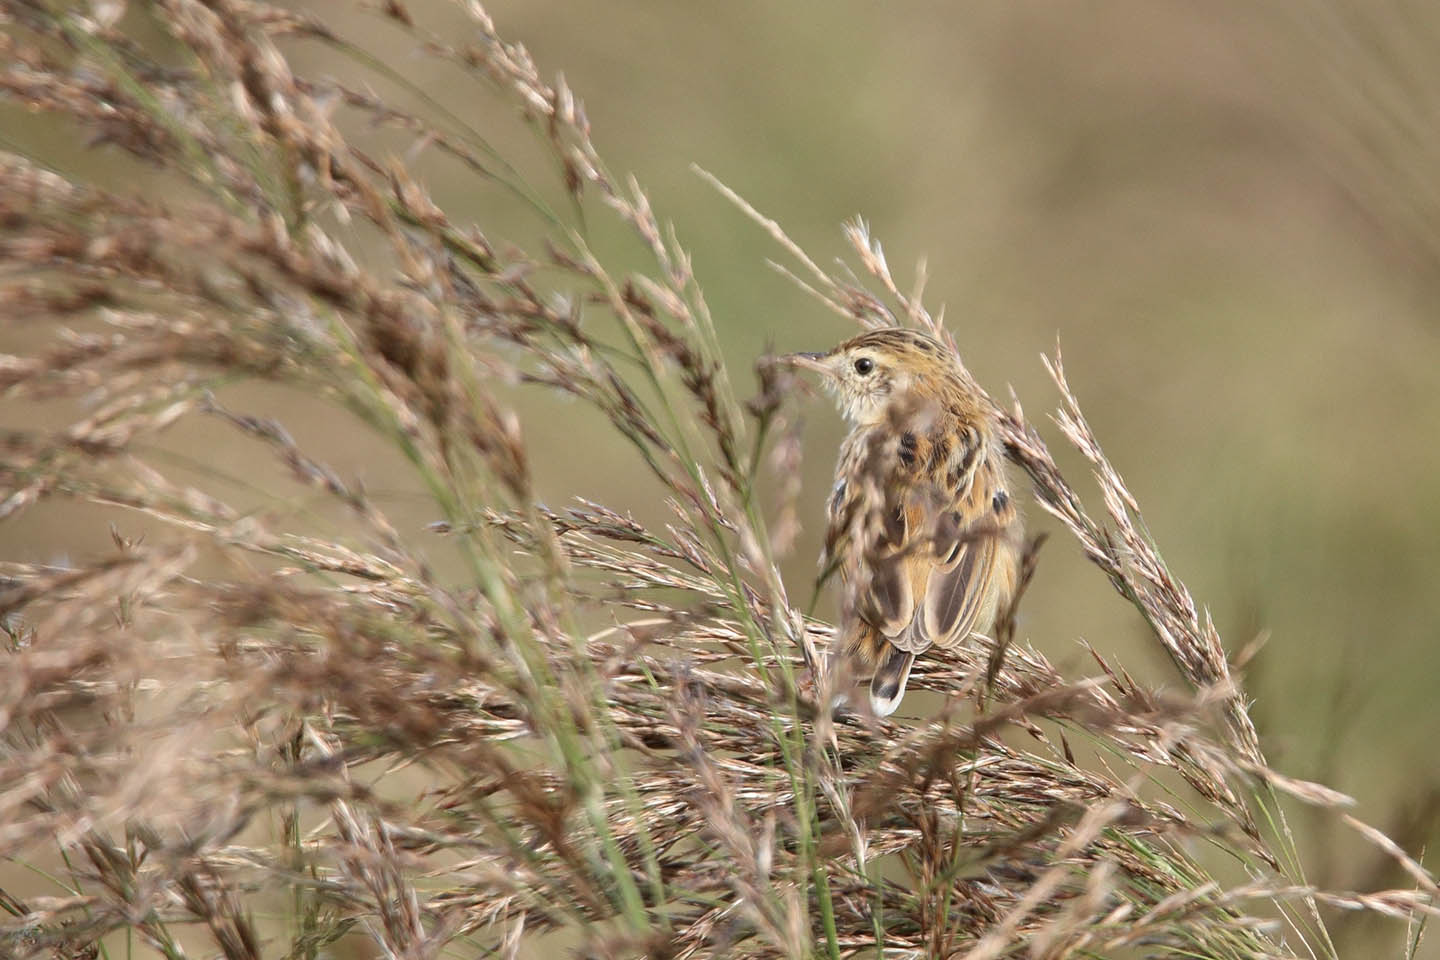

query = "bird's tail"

[{"left": 869, "top": 644, "right": 915, "bottom": 717}]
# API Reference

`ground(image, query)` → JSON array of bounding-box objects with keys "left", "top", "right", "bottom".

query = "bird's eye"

[{"left": 853, "top": 357, "right": 874, "bottom": 376}]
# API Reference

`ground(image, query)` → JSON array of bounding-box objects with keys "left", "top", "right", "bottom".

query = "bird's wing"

[
  {"left": 826, "top": 427, "right": 1016, "bottom": 657},
  {"left": 893, "top": 453, "right": 1017, "bottom": 654},
  {"left": 904, "top": 511, "right": 998, "bottom": 652},
  {"left": 824, "top": 433, "right": 917, "bottom": 640}
]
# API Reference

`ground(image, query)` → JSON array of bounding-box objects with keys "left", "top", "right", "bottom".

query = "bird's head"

[{"left": 783, "top": 328, "right": 956, "bottom": 425}]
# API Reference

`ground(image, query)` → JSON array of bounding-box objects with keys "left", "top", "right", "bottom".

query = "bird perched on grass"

[{"left": 785, "top": 327, "right": 1021, "bottom": 716}]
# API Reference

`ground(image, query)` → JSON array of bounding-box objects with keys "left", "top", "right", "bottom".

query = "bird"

[{"left": 784, "top": 327, "right": 1021, "bottom": 716}]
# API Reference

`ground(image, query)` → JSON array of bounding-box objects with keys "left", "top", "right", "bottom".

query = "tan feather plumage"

[{"left": 789, "top": 328, "right": 1021, "bottom": 715}]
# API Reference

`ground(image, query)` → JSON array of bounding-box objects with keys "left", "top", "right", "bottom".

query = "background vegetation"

[{"left": 2, "top": 0, "right": 1437, "bottom": 957}]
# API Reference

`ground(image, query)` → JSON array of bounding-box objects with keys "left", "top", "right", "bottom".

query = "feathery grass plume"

[{"left": 1, "top": 2, "right": 1435, "bottom": 958}]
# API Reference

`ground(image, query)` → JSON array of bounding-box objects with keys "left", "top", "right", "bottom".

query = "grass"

[{"left": 0, "top": 0, "right": 1435, "bottom": 957}]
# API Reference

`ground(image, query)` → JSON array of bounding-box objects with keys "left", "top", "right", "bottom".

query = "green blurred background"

[{"left": 4, "top": 0, "right": 1439, "bottom": 953}]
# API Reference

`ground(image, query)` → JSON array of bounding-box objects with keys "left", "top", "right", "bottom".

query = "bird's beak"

[{"left": 781, "top": 351, "right": 831, "bottom": 374}]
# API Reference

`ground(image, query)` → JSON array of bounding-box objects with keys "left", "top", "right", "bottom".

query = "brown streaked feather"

[
  {"left": 828, "top": 420, "right": 1018, "bottom": 663},
  {"left": 807, "top": 329, "right": 1022, "bottom": 714},
  {"left": 865, "top": 557, "right": 913, "bottom": 636},
  {"left": 910, "top": 527, "right": 996, "bottom": 651},
  {"left": 919, "top": 456, "right": 1017, "bottom": 650}
]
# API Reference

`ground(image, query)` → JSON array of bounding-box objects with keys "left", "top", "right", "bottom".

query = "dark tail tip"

[{"left": 869, "top": 646, "right": 915, "bottom": 717}]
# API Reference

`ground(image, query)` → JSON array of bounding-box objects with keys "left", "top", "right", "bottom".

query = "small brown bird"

[{"left": 785, "top": 328, "right": 1021, "bottom": 716}]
